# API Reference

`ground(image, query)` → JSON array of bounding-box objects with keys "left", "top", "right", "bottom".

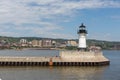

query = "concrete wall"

[
  {"left": 0, "top": 57, "right": 49, "bottom": 62},
  {"left": 59, "top": 51, "right": 109, "bottom": 62}
]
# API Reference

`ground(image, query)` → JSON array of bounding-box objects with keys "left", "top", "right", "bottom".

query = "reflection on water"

[
  {"left": 54, "top": 66, "right": 108, "bottom": 80},
  {"left": 0, "top": 66, "right": 108, "bottom": 80}
]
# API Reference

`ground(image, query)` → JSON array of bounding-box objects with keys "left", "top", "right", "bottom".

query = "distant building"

[
  {"left": 27, "top": 41, "right": 32, "bottom": 47},
  {"left": 32, "top": 40, "right": 42, "bottom": 47},
  {"left": 20, "top": 39, "right": 28, "bottom": 47},
  {"left": 20, "top": 39, "right": 27, "bottom": 44},
  {"left": 32, "top": 40, "right": 38, "bottom": 47},
  {"left": 0, "top": 39, "right": 10, "bottom": 49},
  {"left": 67, "top": 40, "right": 77, "bottom": 46},
  {"left": 42, "top": 39, "right": 52, "bottom": 47}
]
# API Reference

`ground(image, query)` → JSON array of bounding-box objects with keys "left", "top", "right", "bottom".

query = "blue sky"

[{"left": 0, "top": 0, "right": 120, "bottom": 41}]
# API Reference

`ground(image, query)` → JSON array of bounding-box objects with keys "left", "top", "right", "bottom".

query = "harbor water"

[{"left": 0, "top": 50, "right": 119, "bottom": 80}]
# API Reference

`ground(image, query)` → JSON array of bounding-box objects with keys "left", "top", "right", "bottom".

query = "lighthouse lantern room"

[{"left": 77, "top": 23, "right": 87, "bottom": 51}]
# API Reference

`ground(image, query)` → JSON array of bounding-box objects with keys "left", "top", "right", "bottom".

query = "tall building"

[
  {"left": 32, "top": 40, "right": 42, "bottom": 47},
  {"left": 77, "top": 23, "right": 87, "bottom": 50},
  {"left": 38, "top": 40, "right": 42, "bottom": 47},
  {"left": 20, "top": 39, "right": 28, "bottom": 47},
  {"left": 42, "top": 39, "right": 52, "bottom": 47}
]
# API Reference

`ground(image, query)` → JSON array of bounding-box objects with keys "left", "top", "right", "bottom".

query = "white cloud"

[
  {"left": 111, "top": 15, "right": 120, "bottom": 19},
  {"left": 0, "top": 0, "right": 119, "bottom": 39},
  {"left": 89, "top": 33, "right": 113, "bottom": 41}
]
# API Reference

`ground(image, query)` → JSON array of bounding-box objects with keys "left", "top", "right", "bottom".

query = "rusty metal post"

[{"left": 49, "top": 58, "right": 53, "bottom": 66}]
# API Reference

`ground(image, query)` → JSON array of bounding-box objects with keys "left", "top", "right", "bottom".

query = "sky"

[{"left": 0, "top": 0, "right": 120, "bottom": 41}]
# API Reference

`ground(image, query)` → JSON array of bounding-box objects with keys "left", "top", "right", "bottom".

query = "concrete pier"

[
  {"left": 0, "top": 51, "right": 110, "bottom": 66},
  {"left": 0, "top": 56, "right": 49, "bottom": 66},
  {"left": 52, "top": 50, "right": 110, "bottom": 66}
]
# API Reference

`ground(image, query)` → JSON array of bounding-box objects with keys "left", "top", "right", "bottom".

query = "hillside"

[{"left": 0, "top": 36, "right": 120, "bottom": 50}]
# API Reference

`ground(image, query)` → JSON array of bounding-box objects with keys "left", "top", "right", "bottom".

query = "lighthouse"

[{"left": 77, "top": 23, "right": 87, "bottom": 51}]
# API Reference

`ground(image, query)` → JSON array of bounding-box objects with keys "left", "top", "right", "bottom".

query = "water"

[
  {"left": 0, "top": 49, "right": 59, "bottom": 57},
  {"left": 0, "top": 50, "right": 119, "bottom": 80}
]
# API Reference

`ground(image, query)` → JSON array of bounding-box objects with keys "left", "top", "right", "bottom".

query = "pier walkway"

[
  {"left": 0, "top": 56, "right": 109, "bottom": 66},
  {"left": 0, "top": 50, "right": 110, "bottom": 66}
]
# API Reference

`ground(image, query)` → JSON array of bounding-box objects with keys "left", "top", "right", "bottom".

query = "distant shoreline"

[
  {"left": 24, "top": 48, "right": 60, "bottom": 50},
  {"left": 0, "top": 47, "right": 120, "bottom": 51}
]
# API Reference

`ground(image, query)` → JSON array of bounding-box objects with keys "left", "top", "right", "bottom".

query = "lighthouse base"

[{"left": 53, "top": 50, "right": 110, "bottom": 66}]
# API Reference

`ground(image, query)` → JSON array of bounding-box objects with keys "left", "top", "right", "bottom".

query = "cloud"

[
  {"left": 89, "top": 32, "right": 114, "bottom": 41},
  {"left": 0, "top": 0, "right": 120, "bottom": 39},
  {"left": 111, "top": 15, "right": 120, "bottom": 19}
]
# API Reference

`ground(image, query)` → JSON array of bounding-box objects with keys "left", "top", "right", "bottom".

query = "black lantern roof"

[
  {"left": 78, "top": 23, "right": 87, "bottom": 34},
  {"left": 79, "top": 23, "right": 86, "bottom": 28}
]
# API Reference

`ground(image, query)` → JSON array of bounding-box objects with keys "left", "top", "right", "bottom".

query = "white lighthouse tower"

[{"left": 77, "top": 23, "right": 87, "bottom": 51}]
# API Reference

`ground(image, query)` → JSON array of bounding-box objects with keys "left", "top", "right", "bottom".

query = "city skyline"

[{"left": 0, "top": 0, "right": 120, "bottom": 41}]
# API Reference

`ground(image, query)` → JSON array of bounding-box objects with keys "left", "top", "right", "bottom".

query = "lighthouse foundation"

[{"left": 56, "top": 50, "right": 110, "bottom": 66}]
